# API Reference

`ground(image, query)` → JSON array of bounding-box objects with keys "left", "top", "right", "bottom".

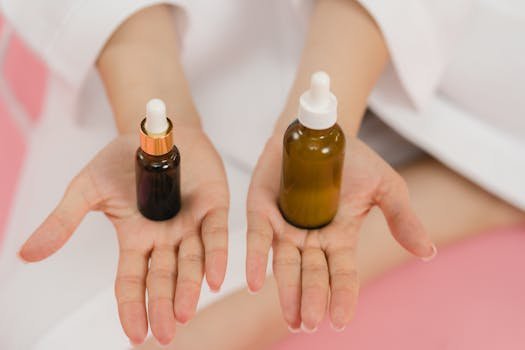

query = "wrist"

[
  {"left": 96, "top": 4, "right": 201, "bottom": 135},
  {"left": 273, "top": 0, "right": 387, "bottom": 139}
]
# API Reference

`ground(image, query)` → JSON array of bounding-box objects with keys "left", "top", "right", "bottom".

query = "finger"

[
  {"left": 201, "top": 207, "right": 229, "bottom": 292},
  {"left": 115, "top": 248, "right": 150, "bottom": 345},
  {"left": 175, "top": 234, "right": 204, "bottom": 324},
  {"left": 377, "top": 174, "right": 436, "bottom": 259},
  {"left": 301, "top": 248, "right": 329, "bottom": 332},
  {"left": 250, "top": 137, "right": 282, "bottom": 191},
  {"left": 147, "top": 245, "right": 177, "bottom": 346},
  {"left": 273, "top": 241, "right": 302, "bottom": 330},
  {"left": 326, "top": 246, "right": 358, "bottom": 331},
  {"left": 19, "top": 172, "right": 96, "bottom": 262},
  {"left": 246, "top": 211, "right": 273, "bottom": 292}
]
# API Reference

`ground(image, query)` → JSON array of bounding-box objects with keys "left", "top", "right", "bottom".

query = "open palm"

[
  {"left": 18, "top": 127, "right": 229, "bottom": 346},
  {"left": 246, "top": 134, "right": 435, "bottom": 332}
]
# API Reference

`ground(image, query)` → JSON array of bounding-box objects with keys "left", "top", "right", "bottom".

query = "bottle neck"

[
  {"left": 297, "top": 91, "right": 338, "bottom": 130},
  {"left": 297, "top": 119, "right": 337, "bottom": 136},
  {"left": 140, "top": 117, "right": 174, "bottom": 156}
]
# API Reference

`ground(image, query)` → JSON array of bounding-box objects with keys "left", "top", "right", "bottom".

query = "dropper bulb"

[
  {"left": 297, "top": 71, "right": 337, "bottom": 130},
  {"left": 145, "top": 98, "right": 169, "bottom": 134},
  {"left": 309, "top": 71, "right": 330, "bottom": 107}
]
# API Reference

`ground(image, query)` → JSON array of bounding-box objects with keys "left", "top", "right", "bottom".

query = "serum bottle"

[
  {"left": 279, "top": 71, "right": 345, "bottom": 229},
  {"left": 136, "top": 98, "right": 181, "bottom": 221}
]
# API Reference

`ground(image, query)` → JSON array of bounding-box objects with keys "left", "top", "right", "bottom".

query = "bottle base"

[
  {"left": 138, "top": 205, "right": 181, "bottom": 222},
  {"left": 278, "top": 204, "right": 334, "bottom": 230}
]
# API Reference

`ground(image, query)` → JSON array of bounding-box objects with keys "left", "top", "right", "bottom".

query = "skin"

[
  {"left": 139, "top": 158, "right": 524, "bottom": 350},
  {"left": 19, "top": 5, "right": 230, "bottom": 347},
  {"left": 247, "top": 136, "right": 435, "bottom": 332},
  {"left": 16, "top": 0, "right": 525, "bottom": 349},
  {"left": 246, "top": 0, "right": 434, "bottom": 332}
]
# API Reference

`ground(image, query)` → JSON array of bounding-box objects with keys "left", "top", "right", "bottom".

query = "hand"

[
  {"left": 246, "top": 134, "right": 435, "bottom": 332},
  {"left": 18, "top": 126, "right": 229, "bottom": 346}
]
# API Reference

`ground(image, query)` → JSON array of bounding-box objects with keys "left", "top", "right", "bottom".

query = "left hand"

[
  {"left": 246, "top": 133, "right": 436, "bottom": 332},
  {"left": 18, "top": 126, "right": 229, "bottom": 346}
]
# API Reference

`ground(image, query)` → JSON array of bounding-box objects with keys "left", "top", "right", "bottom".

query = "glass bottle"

[
  {"left": 279, "top": 72, "right": 345, "bottom": 228},
  {"left": 135, "top": 99, "right": 181, "bottom": 221}
]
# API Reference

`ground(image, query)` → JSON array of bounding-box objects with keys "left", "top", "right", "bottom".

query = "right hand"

[
  {"left": 246, "top": 134, "right": 435, "bottom": 332},
  {"left": 18, "top": 126, "right": 230, "bottom": 346}
]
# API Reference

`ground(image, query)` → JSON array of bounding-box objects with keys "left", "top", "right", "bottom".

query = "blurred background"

[{"left": 1, "top": 6, "right": 525, "bottom": 350}]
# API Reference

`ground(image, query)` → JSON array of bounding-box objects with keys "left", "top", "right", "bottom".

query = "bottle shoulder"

[
  {"left": 283, "top": 120, "right": 345, "bottom": 159},
  {"left": 136, "top": 146, "right": 180, "bottom": 170}
]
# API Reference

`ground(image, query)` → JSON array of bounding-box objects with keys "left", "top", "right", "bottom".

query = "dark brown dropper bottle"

[
  {"left": 279, "top": 71, "right": 345, "bottom": 229},
  {"left": 135, "top": 98, "right": 181, "bottom": 221}
]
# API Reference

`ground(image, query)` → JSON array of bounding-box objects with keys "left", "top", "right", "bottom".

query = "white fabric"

[
  {"left": 361, "top": 0, "right": 525, "bottom": 208},
  {"left": 0, "top": 0, "right": 189, "bottom": 86},
  {"left": 0, "top": 0, "right": 524, "bottom": 349}
]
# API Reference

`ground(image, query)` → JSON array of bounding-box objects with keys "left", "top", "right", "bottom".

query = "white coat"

[{"left": 0, "top": 0, "right": 523, "bottom": 348}]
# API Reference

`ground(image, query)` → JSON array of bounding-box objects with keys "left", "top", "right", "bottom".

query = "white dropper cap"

[
  {"left": 145, "top": 98, "right": 169, "bottom": 134},
  {"left": 298, "top": 71, "right": 338, "bottom": 130}
]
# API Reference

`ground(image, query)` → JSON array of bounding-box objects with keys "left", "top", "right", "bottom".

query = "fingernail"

[
  {"left": 155, "top": 339, "right": 170, "bottom": 348},
  {"left": 17, "top": 250, "right": 29, "bottom": 264},
  {"left": 210, "top": 286, "right": 221, "bottom": 293},
  {"left": 288, "top": 325, "right": 301, "bottom": 333},
  {"left": 330, "top": 321, "right": 346, "bottom": 332},
  {"left": 301, "top": 322, "right": 318, "bottom": 333},
  {"left": 422, "top": 244, "right": 437, "bottom": 262},
  {"left": 247, "top": 287, "right": 259, "bottom": 295},
  {"left": 129, "top": 340, "right": 143, "bottom": 348},
  {"left": 176, "top": 319, "right": 189, "bottom": 327}
]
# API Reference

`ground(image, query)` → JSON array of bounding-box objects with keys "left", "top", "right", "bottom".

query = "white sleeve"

[
  {"left": 357, "top": 0, "right": 475, "bottom": 109},
  {"left": 0, "top": 0, "right": 189, "bottom": 87}
]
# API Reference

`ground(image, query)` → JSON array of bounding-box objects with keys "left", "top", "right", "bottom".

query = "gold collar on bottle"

[{"left": 139, "top": 117, "right": 173, "bottom": 156}]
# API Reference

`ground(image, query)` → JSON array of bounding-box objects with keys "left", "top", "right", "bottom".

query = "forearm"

[
  {"left": 97, "top": 4, "right": 200, "bottom": 135},
  {"left": 276, "top": 0, "right": 388, "bottom": 136}
]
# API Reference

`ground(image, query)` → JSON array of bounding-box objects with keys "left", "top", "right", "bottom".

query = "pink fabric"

[
  {"left": 273, "top": 226, "right": 525, "bottom": 350},
  {"left": 0, "top": 96, "right": 26, "bottom": 248},
  {"left": 0, "top": 13, "right": 47, "bottom": 247},
  {"left": 3, "top": 29, "right": 47, "bottom": 122}
]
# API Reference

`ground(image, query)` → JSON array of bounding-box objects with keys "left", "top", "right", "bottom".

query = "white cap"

[
  {"left": 298, "top": 71, "right": 338, "bottom": 130},
  {"left": 145, "top": 98, "right": 169, "bottom": 134}
]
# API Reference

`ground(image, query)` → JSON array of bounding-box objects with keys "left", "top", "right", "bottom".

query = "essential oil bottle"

[
  {"left": 136, "top": 98, "right": 181, "bottom": 221},
  {"left": 278, "top": 71, "right": 345, "bottom": 229}
]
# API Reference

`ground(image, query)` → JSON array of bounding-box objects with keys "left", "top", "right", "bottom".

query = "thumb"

[
  {"left": 19, "top": 171, "right": 96, "bottom": 262},
  {"left": 376, "top": 172, "right": 436, "bottom": 260}
]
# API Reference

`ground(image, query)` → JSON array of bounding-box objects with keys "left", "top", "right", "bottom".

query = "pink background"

[
  {"left": 273, "top": 226, "right": 525, "bottom": 349},
  {"left": 0, "top": 13, "right": 46, "bottom": 248}
]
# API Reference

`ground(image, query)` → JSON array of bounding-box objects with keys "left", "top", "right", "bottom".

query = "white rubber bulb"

[
  {"left": 297, "top": 71, "right": 338, "bottom": 130},
  {"left": 309, "top": 71, "right": 330, "bottom": 108},
  {"left": 145, "top": 98, "right": 169, "bottom": 134}
]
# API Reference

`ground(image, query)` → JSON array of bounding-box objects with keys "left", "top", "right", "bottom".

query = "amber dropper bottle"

[
  {"left": 135, "top": 98, "right": 181, "bottom": 221},
  {"left": 279, "top": 71, "right": 345, "bottom": 229}
]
